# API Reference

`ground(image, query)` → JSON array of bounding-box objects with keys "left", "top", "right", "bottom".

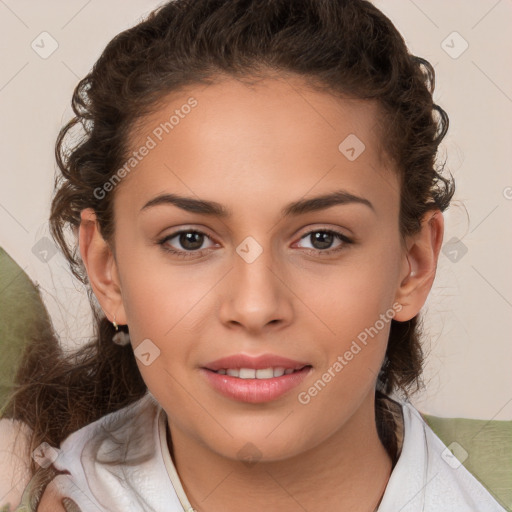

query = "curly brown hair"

[{"left": 3, "top": 0, "right": 454, "bottom": 485}]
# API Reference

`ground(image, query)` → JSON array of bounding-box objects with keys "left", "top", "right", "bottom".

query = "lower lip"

[{"left": 201, "top": 367, "right": 312, "bottom": 403}]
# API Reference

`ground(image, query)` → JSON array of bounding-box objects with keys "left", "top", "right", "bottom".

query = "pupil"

[
  {"left": 312, "top": 231, "right": 333, "bottom": 250},
  {"left": 181, "top": 232, "right": 203, "bottom": 250}
]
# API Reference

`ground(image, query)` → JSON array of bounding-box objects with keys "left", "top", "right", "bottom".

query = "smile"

[
  {"left": 215, "top": 367, "right": 301, "bottom": 379},
  {"left": 201, "top": 354, "right": 312, "bottom": 403}
]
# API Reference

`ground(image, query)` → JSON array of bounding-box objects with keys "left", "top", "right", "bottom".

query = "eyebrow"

[{"left": 140, "top": 189, "right": 375, "bottom": 217}]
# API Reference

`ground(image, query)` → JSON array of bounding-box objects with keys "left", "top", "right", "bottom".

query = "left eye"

[{"left": 295, "top": 230, "right": 352, "bottom": 253}]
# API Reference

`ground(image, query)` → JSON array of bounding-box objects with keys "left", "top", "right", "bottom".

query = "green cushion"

[
  {"left": 0, "top": 247, "right": 52, "bottom": 409},
  {"left": 422, "top": 412, "right": 512, "bottom": 511}
]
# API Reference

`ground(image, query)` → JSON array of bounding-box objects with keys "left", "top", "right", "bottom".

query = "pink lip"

[
  {"left": 203, "top": 353, "right": 310, "bottom": 371},
  {"left": 201, "top": 353, "right": 312, "bottom": 403}
]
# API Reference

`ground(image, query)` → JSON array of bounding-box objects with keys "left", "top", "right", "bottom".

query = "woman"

[{"left": 1, "top": 0, "right": 506, "bottom": 510}]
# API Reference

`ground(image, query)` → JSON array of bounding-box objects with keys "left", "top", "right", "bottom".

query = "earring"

[
  {"left": 113, "top": 329, "right": 131, "bottom": 346},
  {"left": 111, "top": 314, "right": 131, "bottom": 346}
]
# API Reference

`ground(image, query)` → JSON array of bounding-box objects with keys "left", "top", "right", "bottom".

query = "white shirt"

[{"left": 18, "top": 391, "right": 507, "bottom": 512}]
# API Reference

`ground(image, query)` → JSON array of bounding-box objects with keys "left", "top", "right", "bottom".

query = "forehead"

[{"left": 116, "top": 75, "right": 399, "bottom": 218}]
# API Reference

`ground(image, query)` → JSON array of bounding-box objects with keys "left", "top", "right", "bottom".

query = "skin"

[{"left": 78, "top": 75, "right": 444, "bottom": 512}]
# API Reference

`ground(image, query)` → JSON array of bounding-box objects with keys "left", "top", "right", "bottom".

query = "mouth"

[
  {"left": 207, "top": 366, "right": 308, "bottom": 379},
  {"left": 201, "top": 354, "right": 312, "bottom": 403}
]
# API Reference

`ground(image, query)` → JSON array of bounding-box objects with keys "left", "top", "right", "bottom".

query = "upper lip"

[{"left": 203, "top": 354, "right": 311, "bottom": 371}]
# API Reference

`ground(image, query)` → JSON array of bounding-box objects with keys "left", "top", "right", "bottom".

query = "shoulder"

[
  {"left": 0, "top": 393, "right": 162, "bottom": 512},
  {"left": 57, "top": 391, "right": 160, "bottom": 460},
  {"left": 37, "top": 392, "right": 181, "bottom": 512},
  {"left": 0, "top": 418, "right": 33, "bottom": 511},
  {"left": 378, "top": 398, "right": 508, "bottom": 512},
  {"left": 52, "top": 391, "right": 161, "bottom": 476}
]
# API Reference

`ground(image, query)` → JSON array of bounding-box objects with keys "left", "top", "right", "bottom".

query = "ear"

[
  {"left": 78, "top": 208, "right": 127, "bottom": 325},
  {"left": 393, "top": 210, "right": 444, "bottom": 322}
]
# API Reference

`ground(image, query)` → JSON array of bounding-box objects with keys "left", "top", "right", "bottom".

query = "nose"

[{"left": 218, "top": 236, "right": 294, "bottom": 335}]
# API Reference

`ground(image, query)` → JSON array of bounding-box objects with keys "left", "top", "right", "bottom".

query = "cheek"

[
  {"left": 117, "top": 243, "right": 207, "bottom": 338},
  {"left": 118, "top": 261, "right": 204, "bottom": 411},
  {"left": 293, "top": 267, "right": 397, "bottom": 424},
  {"left": 295, "top": 249, "right": 400, "bottom": 340},
  {"left": 291, "top": 240, "right": 401, "bottom": 398},
  {"left": 117, "top": 250, "right": 217, "bottom": 396}
]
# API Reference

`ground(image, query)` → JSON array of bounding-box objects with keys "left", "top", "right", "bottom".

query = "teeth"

[
  {"left": 216, "top": 367, "right": 296, "bottom": 379},
  {"left": 239, "top": 368, "right": 256, "bottom": 379},
  {"left": 273, "top": 367, "right": 285, "bottom": 377},
  {"left": 256, "top": 368, "right": 274, "bottom": 379}
]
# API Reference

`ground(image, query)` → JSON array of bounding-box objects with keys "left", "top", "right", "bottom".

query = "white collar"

[
  {"left": 376, "top": 399, "right": 506, "bottom": 511},
  {"left": 158, "top": 394, "right": 506, "bottom": 512},
  {"left": 48, "top": 391, "right": 506, "bottom": 512}
]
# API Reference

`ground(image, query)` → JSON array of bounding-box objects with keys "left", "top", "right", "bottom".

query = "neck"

[{"left": 168, "top": 390, "right": 395, "bottom": 512}]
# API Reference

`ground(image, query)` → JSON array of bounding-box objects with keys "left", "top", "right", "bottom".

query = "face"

[{"left": 103, "top": 76, "right": 411, "bottom": 462}]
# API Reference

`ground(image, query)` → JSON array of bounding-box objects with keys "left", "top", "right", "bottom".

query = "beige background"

[{"left": 0, "top": 0, "right": 511, "bottom": 419}]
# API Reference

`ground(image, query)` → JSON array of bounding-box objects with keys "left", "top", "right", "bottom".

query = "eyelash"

[{"left": 157, "top": 228, "right": 353, "bottom": 259}]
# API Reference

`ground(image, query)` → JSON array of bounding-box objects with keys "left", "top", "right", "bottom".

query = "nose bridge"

[
  {"left": 220, "top": 233, "right": 292, "bottom": 329},
  {"left": 234, "top": 234, "right": 280, "bottom": 296}
]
